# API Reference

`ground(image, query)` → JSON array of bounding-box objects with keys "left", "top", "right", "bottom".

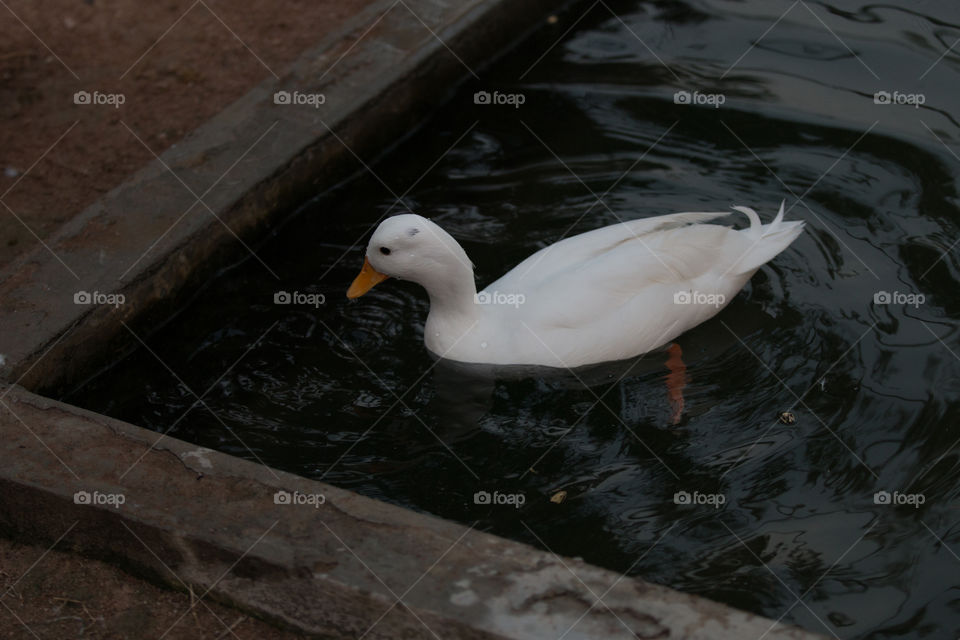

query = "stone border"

[{"left": 0, "top": 384, "right": 824, "bottom": 639}]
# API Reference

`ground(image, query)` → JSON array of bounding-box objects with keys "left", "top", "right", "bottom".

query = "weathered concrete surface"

[
  {"left": 0, "top": 0, "right": 556, "bottom": 396},
  {"left": 0, "top": 384, "right": 826, "bottom": 639}
]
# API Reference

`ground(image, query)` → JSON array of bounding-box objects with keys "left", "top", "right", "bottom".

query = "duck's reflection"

[
  {"left": 426, "top": 298, "right": 770, "bottom": 437},
  {"left": 428, "top": 344, "right": 687, "bottom": 443}
]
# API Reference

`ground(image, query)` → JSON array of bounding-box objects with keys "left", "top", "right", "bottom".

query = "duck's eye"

[{"left": 379, "top": 246, "right": 391, "bottom": 256}]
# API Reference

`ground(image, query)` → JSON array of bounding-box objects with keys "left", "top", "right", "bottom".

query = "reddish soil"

[
  {"left": 0, "top": 0, "right": 374, "bottom": 270},
  {"left": 0, "top": 536, "right": 307, "bottom": 639}
]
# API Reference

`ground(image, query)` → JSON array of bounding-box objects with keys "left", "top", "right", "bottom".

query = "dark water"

[{"left": 71, "top": 1, "right": 960, "bottom": 636}]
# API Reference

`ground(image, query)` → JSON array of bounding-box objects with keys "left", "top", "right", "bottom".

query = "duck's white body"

[{"left": 348, "top": 205, "right": 803, "bottom": 368}]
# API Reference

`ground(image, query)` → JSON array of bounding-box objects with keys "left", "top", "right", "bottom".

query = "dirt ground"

[
  {"left": 0, "top": 0, "right": 374, "bottom": 270},
  {"left": 1, "top": 1, "right": 377, "bottom": 636},
  {"left": 0, "top": 536, "right": 308, "bottom": 640}
]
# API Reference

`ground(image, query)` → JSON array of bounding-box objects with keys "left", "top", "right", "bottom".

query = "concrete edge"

[{"left": 0, "top": 384, "right": 827, "bottom": 639}]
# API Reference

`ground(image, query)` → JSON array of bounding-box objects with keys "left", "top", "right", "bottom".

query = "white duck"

[{"left": 347, "top": 205, "right": 803, "bottom": 368}]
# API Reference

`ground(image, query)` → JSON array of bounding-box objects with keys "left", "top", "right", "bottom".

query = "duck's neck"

[
  {"left": 423, "top": 264, "right": 479, "bottom": 320},
  {"left": 420, "top": 260, "right": 480, "bottom": 352}
]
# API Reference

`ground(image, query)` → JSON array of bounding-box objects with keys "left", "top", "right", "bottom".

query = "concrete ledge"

[
  {"left": 0, "top": 0, "right": 556, "bottom": 395},
  {"left": 0, "top": 384, "right": 824, "bottom": 639}
]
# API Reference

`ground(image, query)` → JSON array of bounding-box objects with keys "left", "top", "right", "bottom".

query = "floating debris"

[
  {"left": 550, "top": 490, "right": 567, "bottom": 504},
  {"left": 778, "top": 411, "right": 796, "bottom": 425}
]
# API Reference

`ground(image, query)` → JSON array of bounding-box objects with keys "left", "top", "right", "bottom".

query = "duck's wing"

[
  {"left": 495, "top": 220, "right": 756, "bottom": 362},
  {"left": 485, "top": 211, "right": 732, "bottom": 292}
]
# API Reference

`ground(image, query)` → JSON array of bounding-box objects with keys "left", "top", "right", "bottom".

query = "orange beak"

[{"left": 347, "top": 256, "right": 390, "bottom": 298}]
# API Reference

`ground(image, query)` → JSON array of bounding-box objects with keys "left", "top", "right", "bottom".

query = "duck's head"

[{"left": 347, "top": 214, "right": 474, "bottom": 300}]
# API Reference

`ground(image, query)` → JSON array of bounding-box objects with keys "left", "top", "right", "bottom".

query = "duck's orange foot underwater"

[{"left": 665, "top": 343, "right": 687, "bottom": 426}]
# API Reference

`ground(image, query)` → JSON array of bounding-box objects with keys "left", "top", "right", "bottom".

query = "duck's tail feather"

[
  {"left": 730, "top": 200, "right": 804, "bottom": 275},
  {"left": 731, "top": 204, "right": 763, "bottom": 238}
]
